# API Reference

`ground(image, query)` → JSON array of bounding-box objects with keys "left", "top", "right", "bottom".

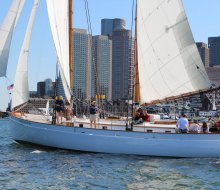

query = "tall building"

[
  {"left": 37, "top": 79, "right": 55, "bottom": 98},
  {"left": 44, "top": 78, "right": 54, "bottom": 97},
  {"left": 101, "top": 18, "right": 126, "bottom": 37},
  {"left": 29, "top": 91, "right": 37, "bottom": 98},
  {"left": 112, "top": 29, "right": 134, "bottom": 100},
  {"left": 37, "top": 82, "right": 45, "bottom": 97},
  {"left": 92, "top": 35, "right": 112, "bottom": 100},
  {"left": 208, "top": 36, "right": 220, "bottom": 67},
  {"left": 72, "top": 28, "right": 91, "bottom": 100},
  {"left": 196, "top": 42, "right": 209, "bottom": 67},
  {"left": 56, "top": 73, "right": 65, "bottom": 99},
  {"left": 205, "top": 66, "right": 220, "bottom": 85}
]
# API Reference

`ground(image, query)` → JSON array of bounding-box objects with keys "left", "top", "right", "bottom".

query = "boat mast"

[
  {"left": 69, "top": 0, "right": 73, "bottom": 91},
  {"left": 134, "top": 0, "right": 140, "bottom": 103}
]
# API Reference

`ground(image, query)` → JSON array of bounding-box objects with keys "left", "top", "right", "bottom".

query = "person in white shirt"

[
  {"left": 176, "top": 114, "right": 189, "bottom": 133},
  {"left": 189, "top": 120, "right": 200, "bottom": 133}
]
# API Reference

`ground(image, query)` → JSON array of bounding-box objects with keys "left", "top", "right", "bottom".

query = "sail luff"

[
  {"left": 46, "top": 0, "right": 72, "bottom": 103},
  {"left": 12, "top": 0, "right": 40, "bottom": 109},
  {"left": 0, "top": 0, "right": 25, "bottom": 77},
  {"left": 137, "top": 0, "right": 211, "bottom": 104},
  {"left": 14, "top": 0, "right": 25, "bottom": 27}
]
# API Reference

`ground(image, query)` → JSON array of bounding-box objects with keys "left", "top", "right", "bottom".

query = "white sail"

[
  {"left": 46, "top": 0, "right": 72, "bottom": 103},
  {"left": 0, "top": 0, "right": 25, "bottom": 77},
  {"left": 137, "top": 0, "right": 211, "bottom": 104},
  {"left": 12, "top": 0, "right": 40, "bottom": 109}
]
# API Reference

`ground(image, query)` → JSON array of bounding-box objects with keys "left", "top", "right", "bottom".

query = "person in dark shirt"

[
  {"left": 201, "top": 122, "right": 208, "bottom": 133},
  {"left": 55, "top": 96, "right": 64, "bottom": 124},
  {"left": 90, "top": 101, "right": 98, "bottom": 128},
  {"left": 134, "top": 108, "right": 144, "bottom": 124}
]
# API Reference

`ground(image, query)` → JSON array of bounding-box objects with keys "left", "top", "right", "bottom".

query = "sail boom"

[{"left": 142, "top": 88, "right": 213, "bottom": 106}]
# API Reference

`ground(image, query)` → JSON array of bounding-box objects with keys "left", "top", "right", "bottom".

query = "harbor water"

[{"left": 0, "top": 121, "right": 220, "bottom": 190}]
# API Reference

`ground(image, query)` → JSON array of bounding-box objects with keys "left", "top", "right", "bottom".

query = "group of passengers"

[
  {"left": 176, "top": 114, "right": 220, "bottom": 133},
  {"left": 133, "top": 108, "right": 150, "bottom": 124},
  {"left": 54, "top": 96, "right": 74, "bottom": 124}
]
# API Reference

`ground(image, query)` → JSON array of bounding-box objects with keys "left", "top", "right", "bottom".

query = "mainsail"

[
  {"left": 46, "top": 0, "right": 72, "bottom": 103},
  {"left": 0, "top": 0, "right": 25, "bottom": 77},
  {"left": 12, "top": 0, "right": 40, "bottom": 109},
  {"left": 136, "top": 0, "right": 211, "bottom": 104}
]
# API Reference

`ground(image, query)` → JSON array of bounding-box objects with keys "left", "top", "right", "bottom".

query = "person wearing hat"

[{"left": 90, "top": 101, "right": 98, "bottom": 128}]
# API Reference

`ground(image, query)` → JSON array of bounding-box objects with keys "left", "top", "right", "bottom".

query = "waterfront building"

[
  {"left": 29, "top": 91, "right": 37, "bottom": 98},
  {"left": 56, "top": 73, "right": 65, "bottom": 99},
  {"left": 101, "top": 18, "right": 126, "bottom": 37},
  {"left": 13, "top": 98, "right": 54, "bottom": 113},
  {"left": 92, "top": 35, "right": 112, "bottom": 100},
  {"left": 112, "top": 29, "right": 134, "bottom": 100},
  {"left": 195, "top": 41, "right": 220, "bottom": 85},
  {"left": 196, "top": 42, "right": 209, "bottom": 67},
  {"left": 37, "top": 82, "right": 45, "bottom": 97},
  {"left": 44, "top": 78, "right": 54, "bottom": 97},
  {"left": 205, "top": 66, "right": 220, "bottom": 85},
  {"left": 208, "top": 36, "right": 220, "bottom": 67},
  {"left": 37, "top": 79, "right": 54, "bottom": 98},
  {"left": 72, "top": 28, "right": 91, "bottom": 100}
]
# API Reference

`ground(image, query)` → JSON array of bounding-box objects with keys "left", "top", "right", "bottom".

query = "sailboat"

[{"left": 8, "top": 0, "right": 220, "bottom": 157}]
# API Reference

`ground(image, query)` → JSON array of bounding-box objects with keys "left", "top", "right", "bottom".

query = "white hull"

[{"left": 9, "top": 115, "right": 220, "bottom": 157}]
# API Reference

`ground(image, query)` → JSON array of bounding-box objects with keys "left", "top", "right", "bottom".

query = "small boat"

[{"left": 6, "top": 0, "right": 220, "bottom": 157}]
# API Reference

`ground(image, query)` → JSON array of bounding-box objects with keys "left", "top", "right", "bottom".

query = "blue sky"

[{"left": 0, "top": 0, "right": 220, "bottom": 111}]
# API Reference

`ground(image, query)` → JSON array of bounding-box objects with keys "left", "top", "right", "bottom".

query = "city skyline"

[{"left": 0, "top": 0, "right": 220, "bottom": 110}]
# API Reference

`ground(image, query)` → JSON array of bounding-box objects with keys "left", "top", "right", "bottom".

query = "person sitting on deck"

[
  {"left": 188, "top": 120, "right": 200, "bottom": 133},
  {"left": 209, "top": 119, "right": 220, "bottom": 133},
  {"left": 134, "top": 108, "right": 144, "bottom": 124},
  {"left": 143, "top": 110, "right": 150, "bottom": 122},
  {"left": 201, "top": 122, "right": 208, "bottom": 133},
  {"left": 176, "top": 114, "right": 189, "bottom": 133}
]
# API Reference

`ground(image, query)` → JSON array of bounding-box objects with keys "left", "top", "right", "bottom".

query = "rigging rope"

[
  {"left": 129, "top": 0, "right": 136, "bottom": 121},
  {"left": 83, "top": 0, "right": 103, "bottom": 110}
]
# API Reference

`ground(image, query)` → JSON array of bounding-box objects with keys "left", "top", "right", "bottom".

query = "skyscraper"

[
  {"left": 72, "top": 28, "right": 91, "bottom": 100},
  {"left": 101, "top": 18, "right": 126, "bottom": 37},
  {"left": 37, "top": 82, "right": 45, "bottom": 97},
  {"left": 196, "top": 42, "right": 209, "bottom": 67},
  {"left": 37, "top": 79, "right": 55, "bottom": 98},
  {"left": 92, "top": 35, "right": 112, "bottom": 100},
  {"left": 208, "top": 36, "right": 220, "bottom": 67},
  {"left": 44, "top": 78, "right": 54, "bottom": 97},
  {"left": 56, "top": 73, "right": 65, "bottom": 99},
  {"left": 112, "top": 29, "right": 134, "bottom": 100}
]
